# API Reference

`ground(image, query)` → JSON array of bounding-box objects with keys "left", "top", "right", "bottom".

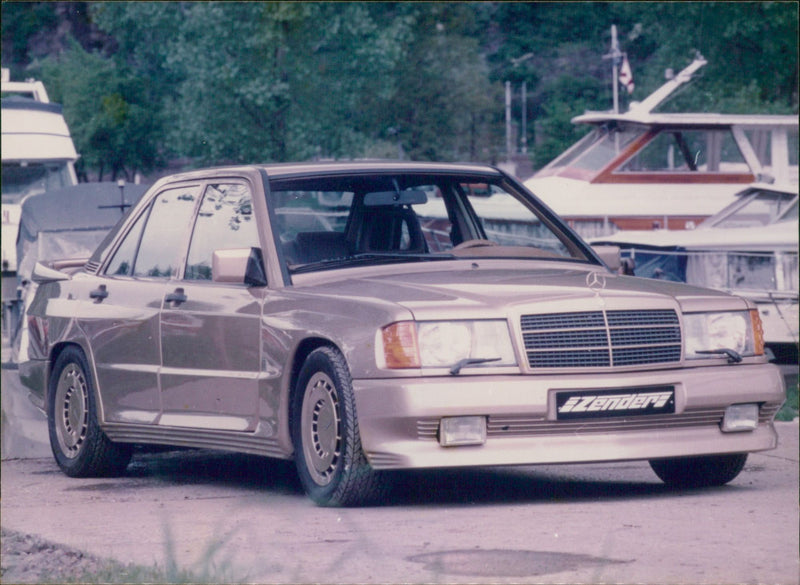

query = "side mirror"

[
  {"left": 212, "top": 248, "right": 267, "bottom": 287},
  {"left": 31, "top": 261, "right": 71, "bottom": 284},
  {"left": 590, "top": 245, "right": 621, "bottom": 273}
]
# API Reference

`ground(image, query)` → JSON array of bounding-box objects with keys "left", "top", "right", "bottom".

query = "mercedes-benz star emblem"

[{"left": 585, "top": 271, "right": 607, "bottom": 291}]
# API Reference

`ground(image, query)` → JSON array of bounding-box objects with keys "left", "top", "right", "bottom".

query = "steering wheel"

[{"left": 453, "top": 239, "right": 499, "bottom": 250}]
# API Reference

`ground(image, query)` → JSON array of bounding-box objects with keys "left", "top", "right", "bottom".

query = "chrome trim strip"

[{"left": 102, "top": 423, "right": 290, "bottom": 459}]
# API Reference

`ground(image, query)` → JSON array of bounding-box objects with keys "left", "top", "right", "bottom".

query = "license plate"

[{"left": 556, "top": 386, "right": 675, "bottom": 420}]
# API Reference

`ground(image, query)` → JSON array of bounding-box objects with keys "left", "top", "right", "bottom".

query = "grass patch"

[
  {"left": 50, "top": 561, "right": 201, "bottom": 584},
  {"left": 776, "top": 375, "right": 798, "bottom": 421}
]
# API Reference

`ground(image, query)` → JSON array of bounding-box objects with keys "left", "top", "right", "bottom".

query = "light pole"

[
  {"left": 603, "top": 25, "right": 622, "bottom": 114},
  {"left": 506, "top": 53, "right": 535, "bottom": 161},
  {"left": 504, "top": 81, "right": 512, "bottom": 159},
  {"left": 521, "top": 81, "right": 527, "bottom": 154}
]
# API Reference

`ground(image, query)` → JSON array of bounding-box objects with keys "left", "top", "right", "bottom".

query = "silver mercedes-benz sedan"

[{"left": 20, "top": 161, "right": 786, "bottom": 506}]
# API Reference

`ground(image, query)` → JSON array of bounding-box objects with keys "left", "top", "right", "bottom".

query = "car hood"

[{"left": 291, "top": 262, "right": 745, "bottom": 319}]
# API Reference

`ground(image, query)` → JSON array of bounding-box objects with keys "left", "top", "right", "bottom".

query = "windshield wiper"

[
  {"left": 449, "top": 357, "right": 501, "bottom": 375},
  {"left": 350, "top": 252, "right": 455, "bottom": 261},
  {"left": 695, "top": 348, "right": 743, "bottom": 364},
  {"left": 289, "top": 253, "right": 455, "bottom": 274}
]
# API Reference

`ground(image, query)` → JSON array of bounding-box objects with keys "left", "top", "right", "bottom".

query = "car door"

[
  {"left": 82, "top": 183, "right": 201, "bottom": 425},
  {"left": 159, "top": 181, "right": 263, "bottom": 432}
]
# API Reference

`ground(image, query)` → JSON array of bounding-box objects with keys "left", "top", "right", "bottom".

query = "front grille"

[
  {"left": 521, "top": 309, "right": 681, "bottom": 369},
  {"left": 758, "top": 403, "right": 782, "bottom": 423}
]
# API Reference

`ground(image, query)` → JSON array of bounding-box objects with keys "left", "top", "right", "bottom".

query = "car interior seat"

[{"left": 356, "top": 205, "right": 427, "bottom": 254}]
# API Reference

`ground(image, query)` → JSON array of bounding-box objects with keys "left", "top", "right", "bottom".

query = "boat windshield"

[
  {"left": 618, "top": 128, "right": 747, "bottom": 173},
  {"left": 268, "top": 173, "right": 593, "bottom": 273},
  {"left": 537, "top": 124, "right": 645, "bottom": 180},
  {"left": 538, "top": 123, "right": 756, "bottom": 181},
  {"left": 707, "top": 189, "right": 799, "bottom": 228},
  {"left": 1, "top": 161, "right": 75, "bottom": 205}
]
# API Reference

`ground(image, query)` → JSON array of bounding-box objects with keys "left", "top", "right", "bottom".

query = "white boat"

[
  {"left": 524, "top": 57, "right": 798, "bottom": 239},
  {"left": 5, "top": 182, "right": 149, "bottom": 361},
  {"left": 592, "top": 182, "right": 798, "bottom": 361},
  {"left": 1, "top": 68, "right": 79, "bottom": 284}
]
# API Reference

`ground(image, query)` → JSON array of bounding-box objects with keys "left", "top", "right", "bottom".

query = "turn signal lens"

[
  {"left": 750, "top": 309, "right": 765, "bottom": 356},
  {"left": 381, "top": 322, "right": 420, "bottom": 368}
]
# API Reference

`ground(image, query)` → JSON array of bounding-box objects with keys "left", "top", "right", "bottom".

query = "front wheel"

[
  {"left": 649, "top": 453, "right": 748, "bottom": 488},
  {"left": 291, "top": 346, "right": 385, "bottom": 506},
  {"left": 48, "top": 346, "right": 132, "bottom": 477}
]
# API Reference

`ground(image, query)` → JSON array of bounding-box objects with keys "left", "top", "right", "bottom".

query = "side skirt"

[{"left": 101, "top": 422, "right": 291, "bottom": 460}]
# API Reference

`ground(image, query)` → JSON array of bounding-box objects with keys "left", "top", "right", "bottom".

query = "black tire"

[
  {"left": 649, "top": 453, "right": 748, "bottom": 488},
  {"left": 48, "top": 346, "right": 132, "bottom": 477},
  {"left": 291, "top": 346, "right": 385, "bottom": 506}
]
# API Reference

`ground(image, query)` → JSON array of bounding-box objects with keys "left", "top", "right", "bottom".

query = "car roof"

[{"left": 155, "top": 160, "right": 504, "bottom": 184}]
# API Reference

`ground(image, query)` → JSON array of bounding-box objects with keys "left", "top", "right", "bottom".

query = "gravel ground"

[
  {"left": 1, "top": 528, "right": 176, "bottom": 584},
  {"left": 1, "top": 528, "right": 113, "bottom": 583}
]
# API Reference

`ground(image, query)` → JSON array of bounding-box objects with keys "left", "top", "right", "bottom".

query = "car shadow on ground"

[
  {"left": 386, "top": 466, "right": 686, "bottom": 507},
  {"left": 124, "top": 448, "right": 304, "bottom": 496},
  {"left": 117, "top": 448, "right": 744, "bottom": 507}
]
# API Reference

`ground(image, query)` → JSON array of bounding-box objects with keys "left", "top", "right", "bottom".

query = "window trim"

[
  {"left": 99, "top": 181, "right": 204, "bottom": 280},
  {"left": 183, "top": 179, "right": 260, "bottom": 284}
]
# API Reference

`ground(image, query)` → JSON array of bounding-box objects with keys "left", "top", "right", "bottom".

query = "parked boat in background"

[
  {"left": 4, "top": 182, "right": 149, "bottom": 362},
  {"left": 592, "top": 182, "right": 798, "bottom": 363},
  {"left": 1, "top": 68, "right": 79, "bottom": 301},
  {"left": 524, "top": 57, "right": 798, "bottom": 239}
]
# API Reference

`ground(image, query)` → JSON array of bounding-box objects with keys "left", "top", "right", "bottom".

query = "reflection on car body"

[{"left": 20, "top": 161, "right": 786, "bottom": 506}]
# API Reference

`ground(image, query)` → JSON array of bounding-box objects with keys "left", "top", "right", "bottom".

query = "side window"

[
  {"left": 460, "top": 183, "right": 571, "bottom": 258},
  {"left": 185, "top": 183, "right": 259, "bottom": 281},
  {"left": 105, "top": 204, "right": 150, "bottom": 277},
  {"left": 133, "top": 185, "right": 201, "bottom": 278}
]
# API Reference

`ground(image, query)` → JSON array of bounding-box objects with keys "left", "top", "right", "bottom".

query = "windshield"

[
  {"left": 269, "top": 173, "right": 592, "bottom": 273},
  {"left": 708, "top": 190, "right": 799, "bottom": 228},
  {"left": 537, "top": 124, "right": 645, "bottom": 180},
  {"left": 619, "top": 128, "right": 747, "bottom": 173},
  {"left": 1, "top": 162, "right": 75, "bottom": 205}
]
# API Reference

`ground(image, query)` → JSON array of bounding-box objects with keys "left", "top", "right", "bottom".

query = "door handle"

[
  {"left": 89, "top": 284, "right": 108, "bottom": 302},
  {"left": 165, "top": 288, "right": 187, "bottom": 305}
]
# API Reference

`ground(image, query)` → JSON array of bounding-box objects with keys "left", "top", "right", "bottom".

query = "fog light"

[
  {"left": 721, "top": 404, "right": 759, "bottom": 432},
  {"left": 439, "top": 416, "right": 487, "bottom": 447}
]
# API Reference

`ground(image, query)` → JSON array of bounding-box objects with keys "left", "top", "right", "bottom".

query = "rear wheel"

[
  {"left": 291, "top": 346, "right": 384, "bottom": 506},
  {"left": 649, "top": 453, "right": 748, "bottom": 488},
  {"left": 48, "top": 346, "right": 132, "bottom": 477}
]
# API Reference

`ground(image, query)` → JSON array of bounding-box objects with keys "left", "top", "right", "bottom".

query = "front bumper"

[{"left": 353, "top": 363, "right": 785, "bottom": 470}]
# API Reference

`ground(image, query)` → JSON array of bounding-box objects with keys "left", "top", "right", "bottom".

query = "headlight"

[
  {"left": 380, "top": 320, "right": 517, "bottom": 370},
  {"left": 684, "top": 310, "right": 764, "bottom": 359}
]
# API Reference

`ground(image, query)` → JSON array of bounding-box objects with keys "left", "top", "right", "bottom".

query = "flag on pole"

[{"left": 619, "top": 54, "right": 634, "bottom": 94}]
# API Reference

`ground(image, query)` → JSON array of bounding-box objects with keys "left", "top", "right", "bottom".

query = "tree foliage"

[
  {"left": 38, "top": 38, "right": 163, "bottom": 181},
  {"left": 2, "top": 1, "right": 796, "bottom": 180}
]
